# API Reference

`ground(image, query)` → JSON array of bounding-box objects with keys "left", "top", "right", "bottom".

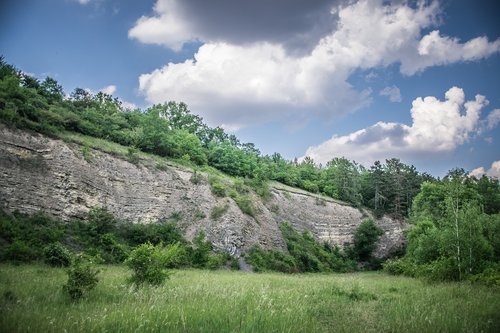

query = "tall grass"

[{"left": 1, "top": 264, "right": 499, "bottom": 332}]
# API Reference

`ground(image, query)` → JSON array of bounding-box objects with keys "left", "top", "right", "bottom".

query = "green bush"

[
  {"left": 210, "top": 204, "right": 229, "bottom": 220},
  {"left": 350, "top": 219, "right": 384, "bottom": 261},
  {"left": 383, "top": 258, "right": 416, "bottom": 276},
  {"left": 233, "top": 195, "right": 256, "bottom": 217},
  {"left": 43, "top": 242, "right": 72, "bottom": 267},
  {"left": 207, "top": 252, "right": 229, "bottom": 270},
  {"left": 246, "top": 246, "right": 299, "bottom": 273},
  {"left": 98, "top": 233, "right": 128, "bottom": 263},
  {"left": 162, "top": 242, "right": 190, "bottom": 268},
  {"left": 125, "top": 243, "right": 169, "bottom": 287},
  {"left": 2, "top": 240, "right": 36, "bottom": 263},
  {"left": 191, "top": 231, "right": 213, "bottom": 268},
  {"left": 63, "top": 256, "right": 100, "bottom": 300},
  {"left": 88, "top": 207, "right": 116, "bottom": 235},
  {"left": 468, "top": 265, "right": 500, "bottom": 286},
  {"left": 189, "top": 170, "right": 204, "bottom": 184}
]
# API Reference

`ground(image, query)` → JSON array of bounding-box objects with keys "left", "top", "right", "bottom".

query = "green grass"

[{"left": 1, "top": 264, "right": 499, "bottom": 332}]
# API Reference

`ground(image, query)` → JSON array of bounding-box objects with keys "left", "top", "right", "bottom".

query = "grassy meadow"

[{"left": 1, "top": 265, "right": 499, "bottom": 332}]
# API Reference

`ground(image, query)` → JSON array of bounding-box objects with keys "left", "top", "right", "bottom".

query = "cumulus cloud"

[
  {"left": 380, "top": 86, "right": 402, "bottom": 102},
  {"left": 470, "top": 161, "right": 500, "bottom": 179},
  {"left": 303, "top": 87, "right": 490, "bottom": 165},
  {"left": 401, "top": 30, "right": 500, "bottom": 74},
  {"left": 129, "top": 0, "right": 337, "bottom": 52},
  {"left": 487, "top": 109, "right": 500, "bottom": 130},
  {"left": 134, "top": 0, "right": 500, "bottom": 130},
  {"left": 100, "top": 85, "right": 117, "bottom": 95}
]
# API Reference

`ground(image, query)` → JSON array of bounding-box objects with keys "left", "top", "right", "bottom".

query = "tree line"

[{"left": 1, "top": 58, "right": 439, "bottom": 218}]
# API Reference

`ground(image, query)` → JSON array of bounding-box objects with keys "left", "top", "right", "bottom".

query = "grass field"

[{"left": 0, "top": 264, "right": 499, "bottom": 332}]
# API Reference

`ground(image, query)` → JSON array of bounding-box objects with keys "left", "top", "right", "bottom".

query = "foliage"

[
  {"left": 210, "top": 204, "right": 229, "bottom": 220},
  {"left": 247, "top": 223, "right": 355, "bottom": 273},
  {"left": 209, "top": 176, "right": 226, "bottom": 197},
  {"left": 191, "top": 231, "right": 213, "bottom": 268},
  {"left": 43, "top": 242, "right": 72, "bottom": 267},
  {"left": 349, "top": 219, "right": 384, "bottom": 262},
  {"left": 1, "top": 240, "right": 36, "bottom": 263},
  {"left": 387, "top": 169, "right": 500, "bottom": 283},
  {"left": 246, "top": 247, "right": 299, "bottom": 273},
  {"left": 0, "top": 58, "right": 437, "bottom": 216},
  {"left": 162, "top": 242, "right": 191, "bottom": 268},
  {"left": 125, "top": 242, "right": 169, "bottom": 287},
  {"left": 63, "top": 255, "right": 100, "bottom": 300},
  {"left": 232, "top": 194, "right": 256, "bottom": 217}
]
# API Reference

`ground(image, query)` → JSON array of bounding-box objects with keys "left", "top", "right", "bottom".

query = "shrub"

[
  {"left": 233, "top": 195, "right": 256, "bottom": 217},
  {"left": 350, "top": 219, "right": 384, "bottom": 261},
  {"left": 98, "top": 233, "right": 128, "bottom": 263},
  {"left": 125, "top": 243, "right": 169, "bottom": 287},
  {"left": 162, "top": 242, "right": 190, "bottom": 268},
  {"left": 43, "top": 242, "right": 72, "bottom": 267},
  {"left": 209, "top": 176, "right": 226, "bottom": 197},
  {"left": 246, "top": 246, "right": 299, "bottom": 273},
  {"left": 189, "top": 170, "right": 204, "bottom": 184},
  {"left": 210, "top": 204, "right": 229, "bottom": 220},
  {"left": 2, "top": 240, "right": 36, "bottom": 263},
  {"left": 63, "top": 256, "right": 100, "bottom": 300},
  {"left": 191, "top": 231, "right": 212, "bottom": 268},
  {"left": 127, "top": 147, "right": 140, "bottom": 164},
  {"left": 156, "top": 160, "right": 167, "bottom": 171},
  {"left": 383, "top": 258, "right": 415, "bottom": 276},
  {"left": 88, "top": 207, "right": 116, "bottom": 235},
  {"left": 468, "top": 265, "right": 500, "bottom": 286},
  {"left": 207, "top": 252, "right": 229, "bottom": 270},
  {"left": 211, "top": 182, "right": 226, "bottom": 197}
]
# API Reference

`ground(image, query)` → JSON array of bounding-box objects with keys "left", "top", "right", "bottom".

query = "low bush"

[
  {"left": 63, "top": 255, "right": 100, "bottom": 300},
  {"left": 209, "top": 176, "right": 226, "bottom": 197},
  {"left": 233, "top": 195, "right": 256, "bottom": 217},
  {"left": 2, "top": 240, "right": 36, "bottom": 263},
  {"left": 43, "top": 242, "right": 72, "bottom": 267},
  {"left": 125, "top": 243, "right": 169, "bottom": 287},
  {"left": 210, "top": 204, "right": 229, "bottom": 220}
]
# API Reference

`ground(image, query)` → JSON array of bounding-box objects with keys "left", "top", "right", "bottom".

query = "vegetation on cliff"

[{"left": 1, "top": 58, "right": 499, "bottom": 284}]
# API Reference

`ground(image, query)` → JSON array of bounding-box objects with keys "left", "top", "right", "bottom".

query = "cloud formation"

[
  {"left": 100, "top": 85, "right": 117, "bottom": 95},
  {"left": 470, "top": 160, "right": 500, "bottom": 179},
  {"left": 129, "top": 0, "right": 337, "bottom": 52},
  {"left": 380, "top": 86, "right": 402, "bottom": 102},
  {"left": 133, "top": 0, "right": 500, "bottom": 130},
  {"left": 303, "top": 87, "right": 492, "bottom": 165}
]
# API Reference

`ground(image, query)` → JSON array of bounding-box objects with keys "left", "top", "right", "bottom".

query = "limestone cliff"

[{"left": 0, "top": 124, "right": 408, "bottom": 257}]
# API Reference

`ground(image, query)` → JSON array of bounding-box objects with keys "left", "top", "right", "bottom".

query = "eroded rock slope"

[{"left": 0, "top": 125, "right": 407, "bottom": 257}]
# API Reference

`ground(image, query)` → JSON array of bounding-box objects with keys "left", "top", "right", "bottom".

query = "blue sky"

[{"left": 1, "top": 0, "right": 499, "bottom": 177}]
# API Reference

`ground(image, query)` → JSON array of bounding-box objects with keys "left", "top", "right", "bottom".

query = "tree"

[{"left": 350, "top": 219, "right": 384, "bottom": 261}]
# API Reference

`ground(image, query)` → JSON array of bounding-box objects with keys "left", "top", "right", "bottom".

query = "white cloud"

[
  {"left": 401, "top": 30, "right": 500, "bottom": 74},
  {"left": 469, "top": 167, "right": 486, "bottom": 178},
  {"left": 134, "top": 0, "right": 500, "bottom": 130},
  {"left": 380, "top": 86, "right": 402, "bottom": 102},
  {"left": 100, "top": 85, "right": 117, "bottom": 95},
  {"left": 470, "top": 161, "right": 500, "bottom": 179},
  {"left": 489, "top": 161, "right": 500, "bottom": 179},
  {"left": 75, "top": 0, "right": 92, "bottom": 5},
  {"left": 128, "top": 0, "right": 197, "bottom": 51},
  {"left": 487, "top": 109, "right": 500, "bottom": 130},
  {"left": 303, "top": 87, "right": 489, "bottom": 165}
]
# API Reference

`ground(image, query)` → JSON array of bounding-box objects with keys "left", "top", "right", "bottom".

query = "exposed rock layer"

[{"left": 0, "top": 125, "right": 408, "bottom": 257}]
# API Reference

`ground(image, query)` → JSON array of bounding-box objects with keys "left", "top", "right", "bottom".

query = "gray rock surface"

[{"left": 0, "top": 124, "right": 408, "bottom": 257}]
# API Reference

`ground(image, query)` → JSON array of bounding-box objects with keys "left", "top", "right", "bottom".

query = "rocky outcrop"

[{"left": 0, "top": 124, "right": 408, "bottom": 257}]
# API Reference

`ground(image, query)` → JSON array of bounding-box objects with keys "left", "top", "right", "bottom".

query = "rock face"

[{"left": 0, "top": 124, "right": 408, "bottom": 257}]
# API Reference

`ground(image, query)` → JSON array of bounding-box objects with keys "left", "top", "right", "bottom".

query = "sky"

[{"left": 1, "top": 0, "right": 500, "bottom": 177}]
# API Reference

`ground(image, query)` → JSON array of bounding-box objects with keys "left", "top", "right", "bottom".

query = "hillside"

[{"left": 0, "top": 124, "right": 406, "bottom": 258}]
